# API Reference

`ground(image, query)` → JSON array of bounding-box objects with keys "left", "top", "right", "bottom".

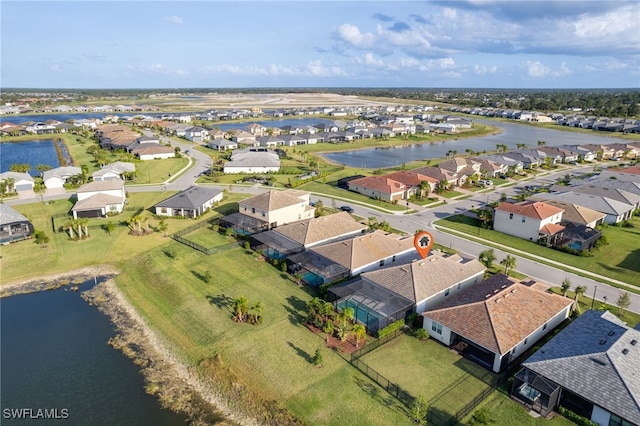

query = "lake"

[
  {"left": 322, "top": 119, "right": 632, "bottom": 168},
  {"left": 0, "top": 140, "right": 61, "bottom": 174},
  {"left": 0, "top": 280, "right": 189, "bottom": 425}
]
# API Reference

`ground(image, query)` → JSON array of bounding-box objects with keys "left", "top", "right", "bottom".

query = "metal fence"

[
  {"left": 350, "top": 328, "right": 404, "bottom": 361},
  {"left": 350, "top": 356, "right": 414, "bottom": 407}
]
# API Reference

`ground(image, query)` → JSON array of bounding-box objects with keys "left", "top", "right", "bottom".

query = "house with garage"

[
  {"left": 223, "top": 147, "right": 280, "bottom": 174},
  {"left": 423, "top": 274, "right": 573, "bottom": 373},
  {"left": 512, "top": 310, "right": 640, "bottom": 426},
  {"left": 0, "top": 204, "right": 34, "bottom": 244},
  {"left": 257, "top": 136, "right": 285, "bottom": 147},
  {"left": 493, "top": 201, "right": 565, "bottom": 245},
  {"left": 287, "top": 230, "right": 415, "bottom": 287},
  {"left": 71, "top": 180, "right": 126, "bottom": 219},
  {"left": 0, "top": 171, "right": 35, "bottom": 192},
  {"left": 328, "top": 251, "right": 485, "bottom": 333},
  {"left": 91, "top": 162, "right": 136, "bottom": 182},
  {"left": 530, "top": 192, "right": 636, "bottom": 225},
  {"left": 154, "top": 186, "right": 223, "bottom": 218},
  {"left": 42, "top": 166, "right": 83, "bottom": 189},
  {"left": 230, "top": 130, "right": 258, "bottom": 145},
  {"left": 184, "top": 126, "right": 209, "bottom": 143},
  {"left": 597, "top": 165, "right": 640, "bottom": 182},
  {"left": 207, "top": 139, "right": 238, "bottom": 151},
  {"left": 347, "top": 171, "right": 438, "bottom": 202},
  {"left": 250, "top": 211, "right": 367, "bottom": 259}
]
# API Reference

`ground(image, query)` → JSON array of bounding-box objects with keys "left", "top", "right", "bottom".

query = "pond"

[
  {"left": 0, "top": 280, "right": 190, "bottom": 425},
  {"left": 322, "top": 119, "right": 631, "bottom": 168},
  {"left": 0, "top": 140, "right": 61, "bottom": 174}
]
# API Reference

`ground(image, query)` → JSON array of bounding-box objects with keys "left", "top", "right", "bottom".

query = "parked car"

[{"left": 339, "top": 205, "right": 354, "bottom": 213}]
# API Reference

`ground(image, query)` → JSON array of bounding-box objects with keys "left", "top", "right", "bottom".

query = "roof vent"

[
  {"left": 592, "top": 358, "right": 606, "bottom": 366},
  {"left": 631, "top": 340, "right": 638, "bottom": 346},
  {"left": 495, "top": 299, "right": 501, "bottom": 303},
  {"left": 622, "top": 349, "right": 629, "bottom": 355},
  {"left": 608, "top": 330, "right": 615, "bottom": 336},
  {"left": 511, "top": 289, "right": 517, "bottom": 293},
  {"left": 599, "top": 339, "right": 607, "bottom": 345}
]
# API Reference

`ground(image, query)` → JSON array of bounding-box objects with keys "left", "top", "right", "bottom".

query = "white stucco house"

[
  {"left": 72, "top": 180, "right": 126, "bottom": 218},
  {"left": 91, "top": 162, "right": 136, "bottom": 182},
  {"left": 0, "top": 171, "right": 35, "bottom": 192},
  {"left": 493, "top": 201, "right": 565, "bottom": 244},
  {"left": 43, "top": 166, "right": 83, "bottom": 188},
  {"left": 238, "top": 189, "right": 314, "bottom": 228},
  {"left": 223, "top": 148, "right": 280, "bottom": 174},
  {"left": 423, "top": 274, "right": 573, "bottom": 373}
]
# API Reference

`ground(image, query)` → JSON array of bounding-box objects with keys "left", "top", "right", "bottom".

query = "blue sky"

[{"left": 2, "top": 1, "right": 639, "bottom": 89}]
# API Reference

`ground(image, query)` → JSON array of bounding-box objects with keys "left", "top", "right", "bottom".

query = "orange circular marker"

[{"left": 414, "top": 231, "right": 434, "bottom": 259}]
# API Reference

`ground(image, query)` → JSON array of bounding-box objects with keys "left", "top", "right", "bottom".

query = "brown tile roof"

[
  {"left": 273, "top": 211, "right": 366, "bottom": 246},
  {"left": 241, "top": 190, "right": 308, "bottom": 212},
  {"left": 72, "top": 193, "right": 123, "bottom": 211},
  {"left": 540, "top": 223, "right": 565, "bottom": 235},
  {"left": 615, "top": 165, "right": 640, "bottom": 175},
  {"left": 541, "top": 200, "right": 606, "bottom": 226},
  {"left": 310, "top": 230, "right": 415, "bottom": 270},
  {"left": 361, "top": 252, "right": 485, "bottom": 302},
  {"left": 495, "top": 201, "right": 564, "bottom": 220},
  {"left": 424, "top": 274, "right": 573, "bottom": 355},
  {"left": 349, "top": 175, "right": 408, "bottom": 193}
]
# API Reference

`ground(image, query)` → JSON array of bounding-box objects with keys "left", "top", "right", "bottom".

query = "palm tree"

[
  {"left": 516, "top": 143, "right": 527, "bottom": 150},
  {"left": 500, "top": 255, "right": 516, "bottom": 276},
  {"left": 104, "top": 221, "right": 116, "bottom": 236},
  {"left": 158, "top": 219, "right": 168, "bottom": 237},
  {"left": 573, "top": 285, "right": 586, "bottom": 313},
  {"left": 232, "top": 296, "right": 249, "bottom": 322},
  {"left": 323, "top": 320, "right": 334, "bottom": 343},
  {"left": 65, "top": 218, "right": 76, "bottom": 239},
  {"left": 352, "top": 323, "right": 366, "bottom": 347},
  {"left": 537, "top": 140, "right": 547, "bottom": 147},
  {"left": 478, "top": 249, "right": 496, "bottom": 269},
  {"left": 249, "top": 301, "right": 263, "bottom": 324},
  {"left": 80, "top": 218, "right": 90, "bottom": 238},
  {"left": 561, "top": 278, "right": 571, "bottom": 297},
  {"left": 338, "top": 307, "right": 355, "bottom": 329},
  {"left": 76, "top": 219, "right": 83, "bottom": 239}
]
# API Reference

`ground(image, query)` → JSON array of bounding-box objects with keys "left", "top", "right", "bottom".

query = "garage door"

[{"left": 15, "top": 184, "right": 32, "bottom": 191}]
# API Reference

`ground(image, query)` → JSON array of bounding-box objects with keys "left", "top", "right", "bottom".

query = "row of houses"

[{"left": 96, "top": 125, "right": 175, "bottom": 160}]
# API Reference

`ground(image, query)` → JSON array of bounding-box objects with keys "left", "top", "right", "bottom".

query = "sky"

[{"left": 1, "top": 1, "right": 639, "bottom": 89}]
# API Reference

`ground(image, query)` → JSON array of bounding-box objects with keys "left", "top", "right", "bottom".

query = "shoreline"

[{"left": 1, "top": 267, "right": 256, "bottom": 426}]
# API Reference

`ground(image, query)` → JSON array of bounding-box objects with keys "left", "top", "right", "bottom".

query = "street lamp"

[{"left": 591, "top": 285, "right": 597, "bottom": 310}]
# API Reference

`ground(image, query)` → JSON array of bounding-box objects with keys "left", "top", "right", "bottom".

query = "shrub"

[
  {"left": 558, "top": 407, "right": 598, "bottom": 426},
  {"left": 414, "top": 328, "right": 429, "bottom": 341},
  {"left": 377, "top": 319, "right": 405, "bottom": 338}
]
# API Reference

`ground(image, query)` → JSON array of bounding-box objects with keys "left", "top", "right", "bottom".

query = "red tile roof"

[
  {"left": 540, "top": 223, "right": 565, "bottom": 235},
  {"left": 495, "top": 201, "right": 564, "bottom": 220}
]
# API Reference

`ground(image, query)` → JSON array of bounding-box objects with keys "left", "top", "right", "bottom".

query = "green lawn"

[
  {"left": 462, "top": 391, "right": 575, "bottom": 426},
  {"left": 115, "top": 243, "right": 411, "bottom": 425},
  {"left": 436, "top": 214, "right": 640, "bottom": 288},
  {"left": 299, "top": 181, "right": 407, "bottom": 211},
  {"left": 133, "top": 157, "right": 190, "bottom": 184},
  {"left": 361, "top": 334, "right": 498, "bottom": 418}
]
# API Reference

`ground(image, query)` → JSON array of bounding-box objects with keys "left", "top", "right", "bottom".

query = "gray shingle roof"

[
  {"left": 523, "top": 310, "right": 640, "bottom": 425},
  {"left": 0, "top": 204, "right": 30, "bottom": 225},
  {"left": 154, "top": 186, "right": 222, "bottom": 210}
]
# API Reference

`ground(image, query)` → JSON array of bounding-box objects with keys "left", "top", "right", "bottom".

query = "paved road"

[{"left": 6, "top": 137, "right": 639, "bottom": 314}]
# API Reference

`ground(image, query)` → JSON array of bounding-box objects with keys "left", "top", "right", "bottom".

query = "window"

[
  {"left": 243, "top": 206, "right": 247, "bottom": 211},
  {"left": 160, "top": 208, "right": 168, "bottom": 214},
  {"left": 261, "top": 211, "right": 266, "bottom": 217},
  {"left": 522, "top": 217, "right": 526, "bottom": 223},
  {"left": 392, "top": 255, "right": 396, "bottom": 262},
  {"left": 444, "top": 289, "right": 450, "bottom": 297},
  {"left": 431, "top": 322, "right": 443, "bottom": 334},
  {"left": 543, "top": 323, "right": 547, "bottom": 330},
  {"left": 251, "top": 208, "right": 256, "bottom": 214},
  {"left": 509, "top": 213, "right": 514, "bottom": 220},
  {"left": 379, "top": 259, "right": 385, "bottom": 267}
]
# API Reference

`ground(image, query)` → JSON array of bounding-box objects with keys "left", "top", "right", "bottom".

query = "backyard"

[{"left": 436, "top": 214, "right": 640, "bottom": 289}]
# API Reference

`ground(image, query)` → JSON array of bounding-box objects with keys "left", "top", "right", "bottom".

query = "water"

[
  {"left": 0, "top": 140, "right": 61, "bottom": 174},
  {"left": 322, "top": 119, "right": 632, "bottom": 168},
  {"left": 0, "top": 281, "right": 189, "bottom": 425}
]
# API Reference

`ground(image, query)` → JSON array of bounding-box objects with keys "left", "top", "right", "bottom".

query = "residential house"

[
  {"left": 72, "top": 180, "right": 126, "bottom": 218},
  {"left": 91, "top": 162, "right": 136, "bottom": 182},
  {"left": 237, "top": 189, "right": 314, "bottom": 229},
  {"left": 0, "top": 171, "right": 35, "bottom": 192},
  {"left": 247, "top": 123, "right": 267, "bottom": 137},
  {"left": 209, "top": 129, "right": 229, "bottom": 140},
  {"left": 230, "top": 130, "right": 258, "bottom": 145},
  {"left": 537, "top": 146, "right": 579, "bottom": 164},
  {"left": 154, "top": 186, "right": 223, "bottom": 218},
  {"left": 551, "top": 184, "right": 640, "bottom": 211},
  {"left": 530, "top": 192, "right": 635, "bottom": 224},
  {"left": 280, "top": 134, "right": 307, "bottom": 146},
  {"left": 347, "top": 171, "right": 438, "bottom": 202},
  {"left": 0, "top": 204, "right": 34, "bottom": 244},
  {"left": 597, "top": 165, "right": 640, "bottom": 182},
  {"left": 423, "top": 274, "right": 573, "bottom": 373},
  {"left": 223, "top": 147, "right": 281, "bottom": 174},
  {"left": 328, "top": 251, "right": 486, "bottom": 332},
  {"left": 494, "top": 201, "right": 565, "bottom": 244},
  {"left": 512, "top": 310, "right": 640, "bottom": 426},
  {"left": 207, "top": 139, "right": 238, "bottom": 151},
  {"left": 256, "top": 136, "right": 285, "bottom": 147},
  {"left": 287, "top": 230, "right": 415, "bottom": 286},
  {"left": 42, "top": 166, "right": 82, "bottom": 189},
  {"left": 128, "top": 141, "right": 175, "bottom": 160},
  {"left": 184, "top": 126, "right": 209, "bottom": 143},
  {"left": 538, "top": 200, "right": 606, "bottom": 229},
  {"left": 250, "top": 211, "right": 367, "bottom": 259}
]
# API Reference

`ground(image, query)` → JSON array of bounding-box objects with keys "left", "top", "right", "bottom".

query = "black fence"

[
  {"left": 350, "top": 356, "right": 414, "bottom": 407},
  {"left": 172, "top": 218, "right": 218, "bottom": 237},
  {"left": 171, "top": 235, "right": 240, "bottom": 256},
  {"left": 350, "top": 328, "right": 404, "bottom": 361}
]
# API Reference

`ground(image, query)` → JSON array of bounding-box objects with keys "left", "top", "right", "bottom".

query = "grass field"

[
  {"left": 436, "top": 214, "right": 640, "bottom": 288},
  {"left": 115, "top": 239, "right": 411, "bottom": 425},
  {"left": 361, "top": 334, "right": 498, "bottom": 417}
]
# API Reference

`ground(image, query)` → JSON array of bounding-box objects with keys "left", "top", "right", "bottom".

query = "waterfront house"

[
  {"left": 207, "top": 139, "right": 238, "bottom": 151},
  {"left": 0, "top": 171, "right": 35, "bottom": 192},
  {"left": 43, "top": 166, "right": 82, "bottom": 189},
  {"left": 72, "top": 180, "right": 126, "bottom": 219},
  {"left": 512, "top": 310, "right": 640, "bottom": 425},
  {"left": 423, "top": 274, "right": 573, "bottom": 373},
  {"left": 184, "top": 126, "right": 209, "bottom": 143},
  {"left": 154, "top": 186, "right": 223, "bottom": 218},
  {"left": 236, "top": 189, "right": 314, "bottom": 229},
  {"left": 530, "top": 192, "right": 635, "bottom": 225},
  {"left": 91, "top": 162, "right": 136, "bottom": 182},
  {"left": 0, "top": 204, "right": 34, "bottom": 244},
  {"left": 347, "top": 171, "right": 438, "bottom": 202}
]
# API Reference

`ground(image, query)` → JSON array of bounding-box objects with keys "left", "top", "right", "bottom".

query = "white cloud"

[
  {"left": 473, "top": 64, "right": 498, "bottom": 75},
  {"left": 306, "top": 60, "right": 348, "bottom": 77},
  {"left": 336, "top": 24, "right": 375, "bottom": 48},
  {"left": 165, "top": 15, "right": 184, "bottom": 26},
  {"left": 524, "top": 61, "right": 551, "bottom": 78},
  {"left": 201, "top": 61, "right": 347, "bottom": 78}
]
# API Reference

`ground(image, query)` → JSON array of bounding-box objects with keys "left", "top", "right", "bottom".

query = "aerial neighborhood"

[{"left": 1, "top": 92, "right": 639, "bottom": 426}]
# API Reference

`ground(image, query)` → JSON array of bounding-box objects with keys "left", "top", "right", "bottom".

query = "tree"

[
  {"left": 35, "top": 164, "right": 52, "bottom": 175},
  {"left": 232, "top": 296, "right": 249, "bottom": 322},
  {"left": 573, "top": 285, "right": 586, "bottom": 313},
  {"left": 410, "top": 394, "right": 429, "bottom": 425},
  {"left": 516, "top": 143, "right": 527, "bottom": 150},
  {"left": 33, "top": 230, "right": 50, "bottom": 248},
  {"left": 104, "top": 221, "right": 116, "bottom": 236},
  {"left": 500, "top": 255, "right": 516, "bottom": 276},
  {"left": 469, "top": 407, "right": 495, "bottom": 425},
  {"left": 10, "top": 163, "right": 30, "bottom": 173},
  {"left": 158, "top": 219, "right": 168, "bottom": 237},
  {"left": 312, "top": 348, "right": 323, "bottom": 367},
  {"left": 352, "top": 323, "right": 366, "bottom": 347},
  {"left": 537, "top": 140, "right": 547, "bottom": 147},
  {"left": 80, "top": 218, "right": 89, "bottom": 238},
  {"left": 560, "top": 278, "right": 571, "bottom": 297},
  {"left": 337, "top": 306, "right": 354, "bottom": 329},
  {"left": 65, "top": 218, "right": 76, "bottom": 239},
  {"left": 249, "top": 301, "right": 263, "bottom": 324},
  {"left": 323, "top": 320, "right": 334, "bottom": 343},
  {"left": 478, "top": 249, "right": 496, "bottom": 269},
  {"left": 616, "top": 292, "right": 631, "bottom": 318},
  {"left": 418, "top": 180, "right": 431, "bottom": 199}
]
